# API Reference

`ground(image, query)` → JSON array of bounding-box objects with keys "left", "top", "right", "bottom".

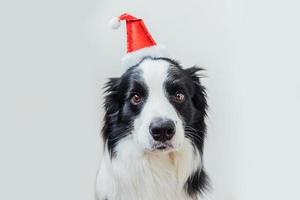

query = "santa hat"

[{"left": 109, "top": 13, "right": 168, "bottom": 69}]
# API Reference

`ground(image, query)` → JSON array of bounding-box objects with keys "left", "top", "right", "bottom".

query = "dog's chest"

[{"left": 97, "top": 153, "right": 192, "bottom": 200}]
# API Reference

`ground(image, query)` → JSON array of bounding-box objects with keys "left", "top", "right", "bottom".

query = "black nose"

[{"left": 149, "top": 118, "right": 175, "bottom": 142}]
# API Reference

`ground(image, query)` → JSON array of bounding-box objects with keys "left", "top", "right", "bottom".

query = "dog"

[{"left": 96, "top": 57, "right": 209, "bottom": 200}]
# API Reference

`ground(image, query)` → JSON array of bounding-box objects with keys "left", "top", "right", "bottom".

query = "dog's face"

[{"left": 103, "top": 57, "right": 207, "bottom": 157}]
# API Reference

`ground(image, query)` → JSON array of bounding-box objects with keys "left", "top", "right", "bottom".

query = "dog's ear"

[
  {"left": 185, "top": 67, "right": 207, "bottom": 117},
  {"left": 103, "top": 78, "right": 121, "bottom": 116},
  {"left": 102, "top": 78, "right": 122, "bottom": 144}
]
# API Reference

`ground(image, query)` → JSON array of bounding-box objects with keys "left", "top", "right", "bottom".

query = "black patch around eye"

[
  {"left": 165, "top": 82, "right": 187, "bottom": 95},
  {"left": 125, "top": 80, "right": 148, "bottom": 113},
  {"left": 121, "top": 78, "right": 148, "bottom": 119},
  {"left": 128, "top": 80, "right": 148, "bottom": 98}
]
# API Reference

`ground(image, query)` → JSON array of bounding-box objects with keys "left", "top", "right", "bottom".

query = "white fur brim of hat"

[{"left": 122, "top": 45, "right": 168, "bottom": 69}]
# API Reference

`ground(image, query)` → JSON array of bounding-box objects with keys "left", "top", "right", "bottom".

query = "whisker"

[
  {"left": 185, "top": 134, "right": 203, "bottom": 145},
  {"left": 185, "top": 132, "right": 203, "bottom": 141},
  {"left": 108, "top": 132, "right": 131, "bottom": 142},
  {"left": 185, "top": 131, "right": 204, "bottom": 143},
  {"left": 184, "top": 129, "right": 204, "bottom": 140},
  {"left": 185, "top": 126, "right": 205, "bottom": 134}
]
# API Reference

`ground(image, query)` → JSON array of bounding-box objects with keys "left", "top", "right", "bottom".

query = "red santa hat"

[{"left": 109, "top": 13, "right": 168, "bottom": 68}]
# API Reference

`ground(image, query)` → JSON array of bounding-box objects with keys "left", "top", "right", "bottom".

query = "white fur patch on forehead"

[
  {"left": 138, "top": 58, "right": 170, "bottom": 89},
  {"left": 133, "top": 58, "right": 184, "bottom": 151}
]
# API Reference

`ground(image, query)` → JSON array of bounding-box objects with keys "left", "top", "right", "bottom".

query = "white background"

[{"left": 1, "top": 0, "right": 300, "bottom": 200}]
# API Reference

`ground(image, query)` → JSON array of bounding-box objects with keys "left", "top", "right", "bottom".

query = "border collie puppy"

[{"left": 96, "top": 57, "right": 209, "bottom": 200}]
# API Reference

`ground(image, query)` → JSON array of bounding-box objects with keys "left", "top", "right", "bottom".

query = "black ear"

[
  {"left": 102, "top": 78, "right": 121, "bottom": 142},
  {"left": 185, "top": 67, "right": 207, "bottom": 117},
  {"left": 184, "top": 67, "right": 210, "bottom": 196},
  {"left": 103, "top": 78, "right": 121, "bottom": 115}
]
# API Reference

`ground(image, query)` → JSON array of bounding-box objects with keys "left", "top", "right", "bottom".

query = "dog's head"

[{"left": 102, "top": 57, "right": 207, "bottom": 157}]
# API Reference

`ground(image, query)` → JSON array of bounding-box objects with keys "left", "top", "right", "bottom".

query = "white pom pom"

[{"left": 109, "top": 17, "right": 121, "bottom": 29}]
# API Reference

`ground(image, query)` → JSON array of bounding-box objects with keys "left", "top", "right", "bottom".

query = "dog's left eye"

[
  {"left": 130, "top": 94, "right": 143, "bottom": 105},
  {"left": 172, "top": 92, "right": 185, "bottom": 103}
]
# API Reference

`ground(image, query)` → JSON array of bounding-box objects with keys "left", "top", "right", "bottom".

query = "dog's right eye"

[
  {"left": 130, "top": 94, "right": 142, "bottom": 105},
  {"left": 172, "top": 91, "right": 186, "bottom": 103}
]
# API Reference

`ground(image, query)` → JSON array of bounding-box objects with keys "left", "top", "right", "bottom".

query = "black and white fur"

[{"left": 96, "top": 57, "right": 209, "bottom": 200}]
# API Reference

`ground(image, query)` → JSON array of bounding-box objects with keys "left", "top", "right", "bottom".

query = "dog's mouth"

[{"left": 151, "top": 142, "right": 174, "bottom": 151}]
